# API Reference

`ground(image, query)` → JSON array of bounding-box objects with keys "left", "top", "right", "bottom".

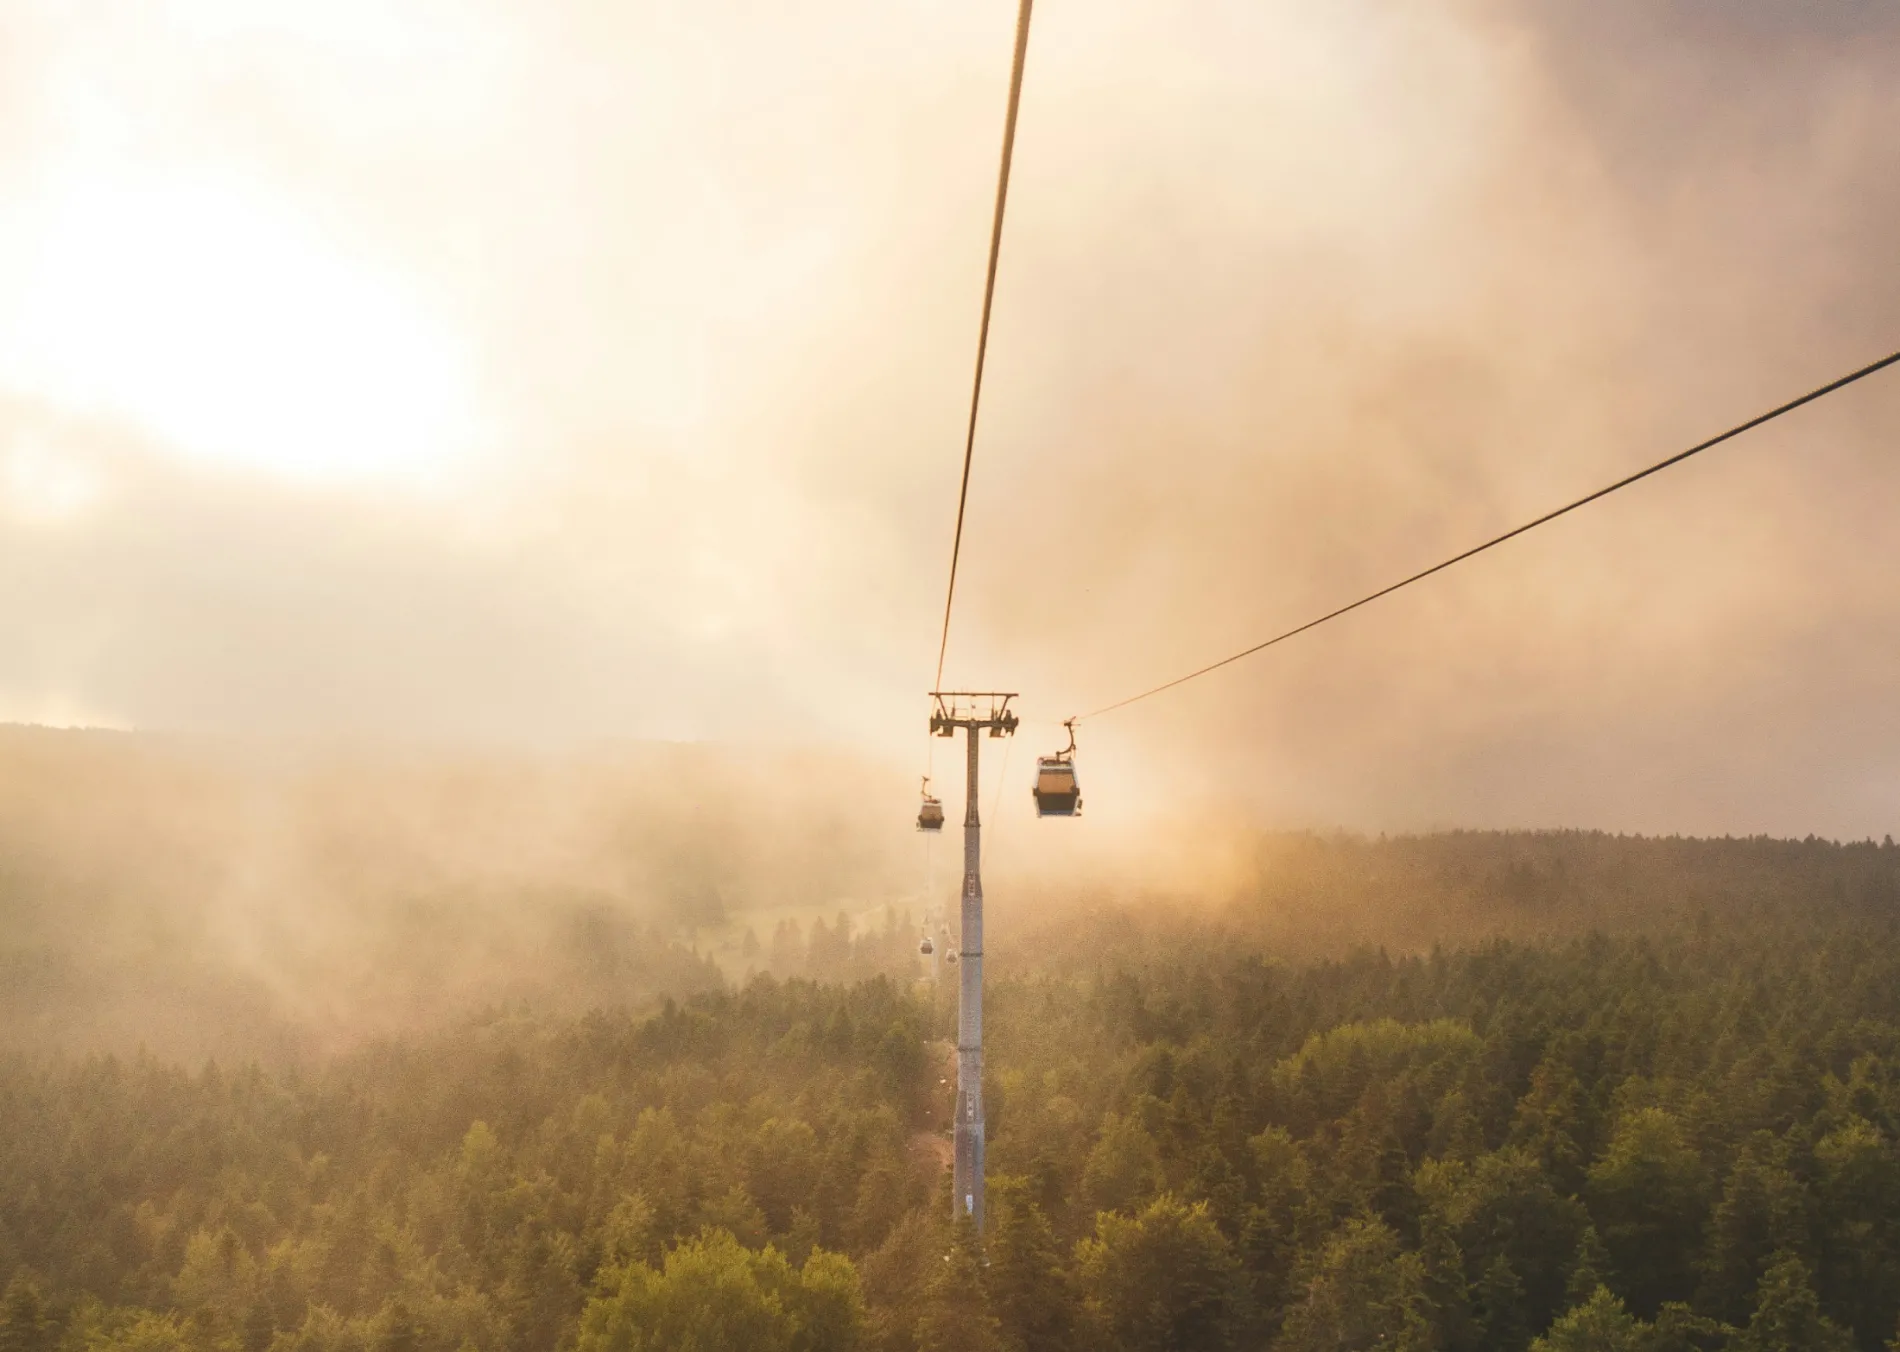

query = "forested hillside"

[{"left": 7, "top": 832, "right": 1900, "bottom": 1350}]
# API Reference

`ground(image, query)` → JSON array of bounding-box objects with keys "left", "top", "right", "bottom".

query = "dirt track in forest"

[{"left": 908, "top": 1130, "right": 953, "bottom": 1177}]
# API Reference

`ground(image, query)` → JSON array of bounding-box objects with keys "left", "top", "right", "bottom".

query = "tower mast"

[{"left": 928, "top": 691, "right": 1016, "bottom": 1228}]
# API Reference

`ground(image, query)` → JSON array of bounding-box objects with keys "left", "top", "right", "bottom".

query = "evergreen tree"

[
  {"left": 1510, "top": 1056, "right": 1590, "bottom": 1191},
  {"left": 1185, "top": 1144, "right": 1249, "bottom": 1241},
  {"left": 1814, "top": 1114, "right": 1900, "bottom": 1343},
  {"left": 373, "top": 1299, "right": 420, "bottom": 1352},
  {"left": 1417, "top": 1213, "right": 1472, "bottom": 1352},
  {"left": 1077, "top": 1196, "right": 1239, "bottom": 1352},
  {"left": 1273, "top": 1217, "right": 1431, "bottom": 1352},
  {"left": 915, "top": 1217, "right": 1000, "bottom": 1352},
  {"left": 986, "top": 1185, "right": 1074, "bottom": 1352},
  {"left": 1530, "top": 1286, "right": 1647, "bottom": 1352},
  {"left": 1648, "top": 1302, "right": 1730, "bottom": 1352},
  {"left": 807, "top": 917, "right": 834, "bottom": 978},
  {"left": 1565, "top": 1226, "right": 1612, "bottom": 1308},
  {"left": 1733, "top": 1252, "right": 1853, "bottom": 1352},
  {"left": 574, "top": 1228, "right": 863, "bottom": 1352},
  {"left": 1081, "top": 1114, "right": 1162, "bottom": 1217},
  {"left": 1475, "top": 1253, "right": 1530, "bottom": 1352},
  {"left": 857, "top": 1214, "right": 939, "bottom": 1352},
  {"left": 1695, "top": 1138, "right": 1812, "bottom": 1325},
  {"left": 1445, "top": 1148, "right": 1587, "bottom": 1329},
  {"left": 0, "top": 1276, "right": 50, "bottom": 1352},
  {"left": 239, "top": 1301, "right": 276, "bottom": 1352},
  {"left": 1585, "top": 1108, "right": 1710, "bottom": 1316}
]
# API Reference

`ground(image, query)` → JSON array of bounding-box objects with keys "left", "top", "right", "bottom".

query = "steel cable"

[
  {"left": 934, "top": 0, "right": 1035, "bottom": 692},
  {"left": 1080, "top": 348, "right": 1900, "bottom": 721}
]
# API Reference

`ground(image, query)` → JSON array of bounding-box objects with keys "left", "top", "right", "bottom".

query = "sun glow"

[{"left": 0, "top": 170, "right": 483, "bottom": 481}]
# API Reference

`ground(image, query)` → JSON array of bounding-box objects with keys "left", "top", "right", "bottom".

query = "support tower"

[{"left": 928, "top": 692, "right": 1017, "bottom": 1228}]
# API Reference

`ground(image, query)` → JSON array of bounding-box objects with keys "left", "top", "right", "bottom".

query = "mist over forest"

[
  {"left": 10, "top": 725, "right": 1880, "bottom": 1067},
  {"left": 8, "top": 729, "right": 1900, "bottom": 1349},
  {"left": 6, "top": 0, "right": 1900, "bottom": 1349},
  {"left": 0, "top": 726, "right": 925, "bottom": 1062}
]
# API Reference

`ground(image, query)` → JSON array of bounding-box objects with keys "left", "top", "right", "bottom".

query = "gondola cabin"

[
  {"left": 916, "top": 791, "right": 945, "bottom": 832},
  {"left": 1032, "top": 757, "right": 1082, "bottom": 817},
  {"left": 919, "top": 935, "right": 934, "bottom": 956}
]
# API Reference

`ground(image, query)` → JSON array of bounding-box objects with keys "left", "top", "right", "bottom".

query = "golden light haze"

[{"left": 2, "top": 1, "right": 1898, "bottom": 836}]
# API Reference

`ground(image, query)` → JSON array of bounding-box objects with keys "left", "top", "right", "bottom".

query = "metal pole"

[{"left": 953, "top": 722, "right": 986, "bottom": 1227}]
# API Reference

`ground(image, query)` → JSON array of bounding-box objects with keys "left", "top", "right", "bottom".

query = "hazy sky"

[{"left": 2, "top": 0, "right": 1898, "bottom": 837}]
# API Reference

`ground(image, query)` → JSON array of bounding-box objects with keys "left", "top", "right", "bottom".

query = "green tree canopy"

[
  {"left": 574, "top": 1230, "right": 863, "bottom": 1352},
  {"left": 1078, "top": 1196, "right": 1240, "bottom": 1352}
]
